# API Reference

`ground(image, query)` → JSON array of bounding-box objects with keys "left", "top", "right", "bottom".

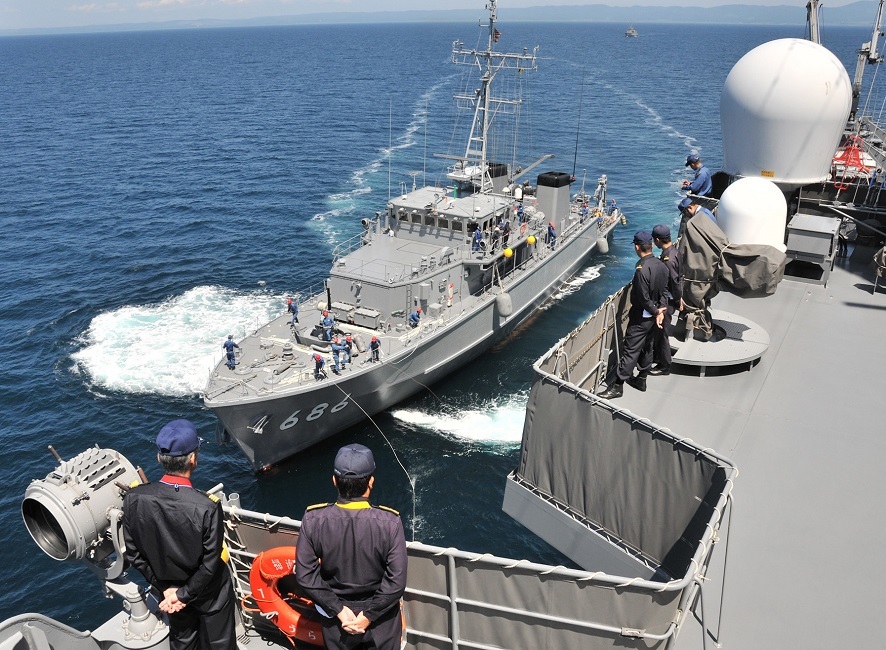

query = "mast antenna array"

[{"left": 450, "top": 0, "right": 538, "bottom": 193}]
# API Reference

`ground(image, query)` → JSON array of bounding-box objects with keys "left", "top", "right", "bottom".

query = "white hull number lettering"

[{"left": 280, "top": 394, "right": 350, "bottom": 430}]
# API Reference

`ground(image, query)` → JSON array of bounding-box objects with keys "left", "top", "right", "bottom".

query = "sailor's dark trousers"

[{"left": 616, "top": 315, "right": 655, "bottom": 381}]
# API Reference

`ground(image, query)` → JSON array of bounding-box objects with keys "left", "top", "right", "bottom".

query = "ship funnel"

[
  {"left": 22, "top": 447, "right": 139, "bottom": 580},
  {"left": 721, "top": 38, "right": 851, "bottom": 188}
]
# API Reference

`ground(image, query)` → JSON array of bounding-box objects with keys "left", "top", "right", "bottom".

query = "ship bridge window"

[
  {"left": 451, "top": 220, "right": 462, "bottom": 232},
  {"left": 411, "top": 212, "right": 422, "bottom": 224},
  {"left": 398, "top": 210, "right": 409, "bottom": 222},
  {"left": 424, "top": 215, "right": 435, "bottom": 227},
  {"left": 437, "top": 217, "right": 450, "bottom": 229}
]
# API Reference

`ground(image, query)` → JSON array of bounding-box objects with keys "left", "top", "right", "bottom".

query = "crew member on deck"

[
  {"left": 296, "top": 444, "right": 407, "bottom": 650},
  {"left": 598, "top": 231, "right": 668, "bottom": 399},
  {"left": 370, "top": 336, "right": 381, "bottom": 362},
  {"left": 288, "top": 297, "right": 299, "bottom": 326},
  {"left": 678, "top": 197, "right": 717, "bottom": 230},
  {"left": 650, "top": 224, "right": 683, "bottom": 376},
  {"left": 472, "top": 227, "right": 484, "bottom": 252},
  {"left": 408, "top": 307, "right": 422, "bottom": 328},
  {"left": 314, "top": 353, "right": 327, "bottom": 380},
  {"left": 123, "top": 420, "right": 236, "bottom": 650},
  {"left": 501, "top": 218, "right": 511, "bottom": 247},
  {"left": 546, "top": 222, "right": 557, "bottom": 249},
  {"left": 344, "top": 335, "right": 353, "bottom": 365},
  {"left": 682, "top": 154, "right": 713, "bottom": 197},
  {"left": 321, "top": 310, "right": 335, "bottom": 341},
  {"left": 331, "top": 336, "right": 347, "bottom": 374},
  {"left": 222, "top": 335, "right": 239, "bottom": 370}
]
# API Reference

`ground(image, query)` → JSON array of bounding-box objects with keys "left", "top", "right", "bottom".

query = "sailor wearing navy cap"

[
  {"left": 682, "top": 153, "right": 713, "bottom": 197},
  {"left": 650, "top": 224, "right": 684, "bottom": 376},
  {"left": 678, "top": 197, "right": 717, "bottom": 224},
  {"left": 598, "top": 231, "right": 669, "bottom": 399},
  {"left": 123, "top": 419, "right": 237, "bottom": 650},
  {"left": 296, "top": 444, "right": 407, "bottom": 649}
]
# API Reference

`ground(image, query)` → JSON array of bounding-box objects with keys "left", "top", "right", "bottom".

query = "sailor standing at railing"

[
  {"left": 123, "top": 420, "right": 237, "bottom": 650},
  {"left": 288, "top": 297, "right": 299, "bottom": 326},
  {"left": 295, "top": 444, "right": 407, "bottom": 650},
  {"left": 222, "top": 335, "right": 239, "bottom": 370},
  {"left": 682, "top": 154, "right": 713, "bottom": 197},
  {"left": 546, "top": 222, "right": 557, "bottom": 249},
  {"left": 370, "top": 336, "right": 381, "bottom": 362}
]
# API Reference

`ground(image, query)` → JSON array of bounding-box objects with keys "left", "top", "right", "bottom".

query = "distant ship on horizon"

[{"left": 625, "top": 25, "right": 639, "bottom": 37}]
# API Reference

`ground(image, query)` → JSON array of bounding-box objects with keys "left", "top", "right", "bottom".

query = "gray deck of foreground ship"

[{"left": 608, "top": 246, "right": 885, "bottom": 649}]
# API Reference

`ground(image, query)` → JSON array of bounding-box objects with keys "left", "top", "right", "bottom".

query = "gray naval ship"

[
  {"left": 5, "top": 2, "right": 886, "bottom": 650},
  {"left": 202, "top": 0, "right": 623, "bottom": 471}
]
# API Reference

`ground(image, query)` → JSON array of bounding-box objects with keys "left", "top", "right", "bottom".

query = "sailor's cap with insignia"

[{"left": 333, "top": 443, "right": 376, "bottom": 479}]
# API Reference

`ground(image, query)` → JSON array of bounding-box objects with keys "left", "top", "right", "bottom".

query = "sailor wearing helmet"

[
  {"left": 314, "top": 353, "right": 327, "bottom": 380},
  {"left": 370, "top": 336, "right": 380, "bottom": 362},
  {"left": 321, "top": 310, "right": 335, "bottom": 341}
]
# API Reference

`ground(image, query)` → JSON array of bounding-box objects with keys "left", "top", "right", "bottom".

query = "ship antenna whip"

[
  {"left": 572, "top": 71, "right": 586, "bottom": 179},
  {"left": 388, "top": 97, "right": 393, "bottom": 201},
  {"left": 330, "top": 383, "right": 418, "bottom": 541}
]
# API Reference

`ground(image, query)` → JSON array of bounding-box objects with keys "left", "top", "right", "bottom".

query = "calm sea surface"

[{"left": 0, "top": 19, "right": 867, "bottom": 625}]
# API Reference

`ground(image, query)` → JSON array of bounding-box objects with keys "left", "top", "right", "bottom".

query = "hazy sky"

[{"left": 0, "top": 0, "right": 857, "bottom": 31}]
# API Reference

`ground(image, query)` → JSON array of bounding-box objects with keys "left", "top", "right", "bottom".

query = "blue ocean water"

[{"left": 0, "top": 20, "right": 867, "bottom": 626}]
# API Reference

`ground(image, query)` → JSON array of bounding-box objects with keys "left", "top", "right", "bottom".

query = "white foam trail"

[
  {"left": 311, "top": 77, "right": 454, "bottom": 246},
  {"left": 392, "top": 393, "right": 527, "bottom": 445},
  {"left": 542, "top": 263, "right": 603, "bottom": 307},
  {"left": 71, "top": 286, "right": 284, "bottom": 397}
]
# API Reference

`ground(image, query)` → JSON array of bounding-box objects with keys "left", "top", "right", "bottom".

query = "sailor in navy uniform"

[
  {"left": 123, "top": 419, "right": 236, "bottom": 650},
  {"left": 321, "top": 311, "right": 335, "bottom": 341},
  {"left": 222, "top": 335, "right": 239, "bottom": 370},
  {"left": 331, "top": 336, "right": 347, "bottom": 374},
  {"left": 314, "top": 353, "right": 327, "bottom": 380},
  {"left": 598, "top": 230, "right": 668, "bottom": 399},
  {"left": 408, "top": 308, "right": 421, "bottom": 328},
  {"left": 471, "top": 227, "right": 484, "bottom": 252},
  {"left": 296, "top": 444, "right": 407, "bottom": 650},
  {"left": 650, "top": 224, "right": 683, "bottom": 376}
]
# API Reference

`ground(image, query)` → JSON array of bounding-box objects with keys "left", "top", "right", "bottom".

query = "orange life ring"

[
  {"left": 519, "top": 223, "right": 527, "bottom": 236},
  {"left": 249, "top": 546, "right": 323, "bottom": 646}
]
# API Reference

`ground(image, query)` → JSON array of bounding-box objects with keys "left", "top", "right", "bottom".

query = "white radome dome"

[
  {"left": 721, "top": 38, "right": 851, "bottom": 187},
  {"left": 718, "top": 177, "right": 787, "bottom": 252}
]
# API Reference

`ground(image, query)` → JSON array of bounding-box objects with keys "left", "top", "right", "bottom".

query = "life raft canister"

[{"left": 249, "top": 546, "right": 323, "bottom": 646}]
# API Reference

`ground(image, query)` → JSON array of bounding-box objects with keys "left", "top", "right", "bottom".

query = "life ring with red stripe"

[{"left": 249, "top": 546, "right": 323, "bottom": 646}]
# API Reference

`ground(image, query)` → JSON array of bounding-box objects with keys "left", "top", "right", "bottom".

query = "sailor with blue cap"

[
  {"left": 682, "top": 153, "right": 713, "bottom": 197},
  {"left": 598, "top": 230, "right": 669, "bottom": 399},
  {"left": 679, "top": 197, "right": 717, "bottom": 228},
  {"left": 296, "top": 443, "right": 407, "bottom": 650},
  {"left": 122, "top": 419, "right": 236, "bottom": 650}
]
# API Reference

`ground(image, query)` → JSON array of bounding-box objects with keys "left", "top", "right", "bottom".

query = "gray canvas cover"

[
  {"left": 515, "top": 376, "right": 728, "bottom": 578},
  {"left": 679, "top": 213, "right": 786, "bottom": 335}
]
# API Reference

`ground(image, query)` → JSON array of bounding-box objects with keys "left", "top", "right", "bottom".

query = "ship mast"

[{"left": 450, "top": 0, "right": 538, "bottom": 193}]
